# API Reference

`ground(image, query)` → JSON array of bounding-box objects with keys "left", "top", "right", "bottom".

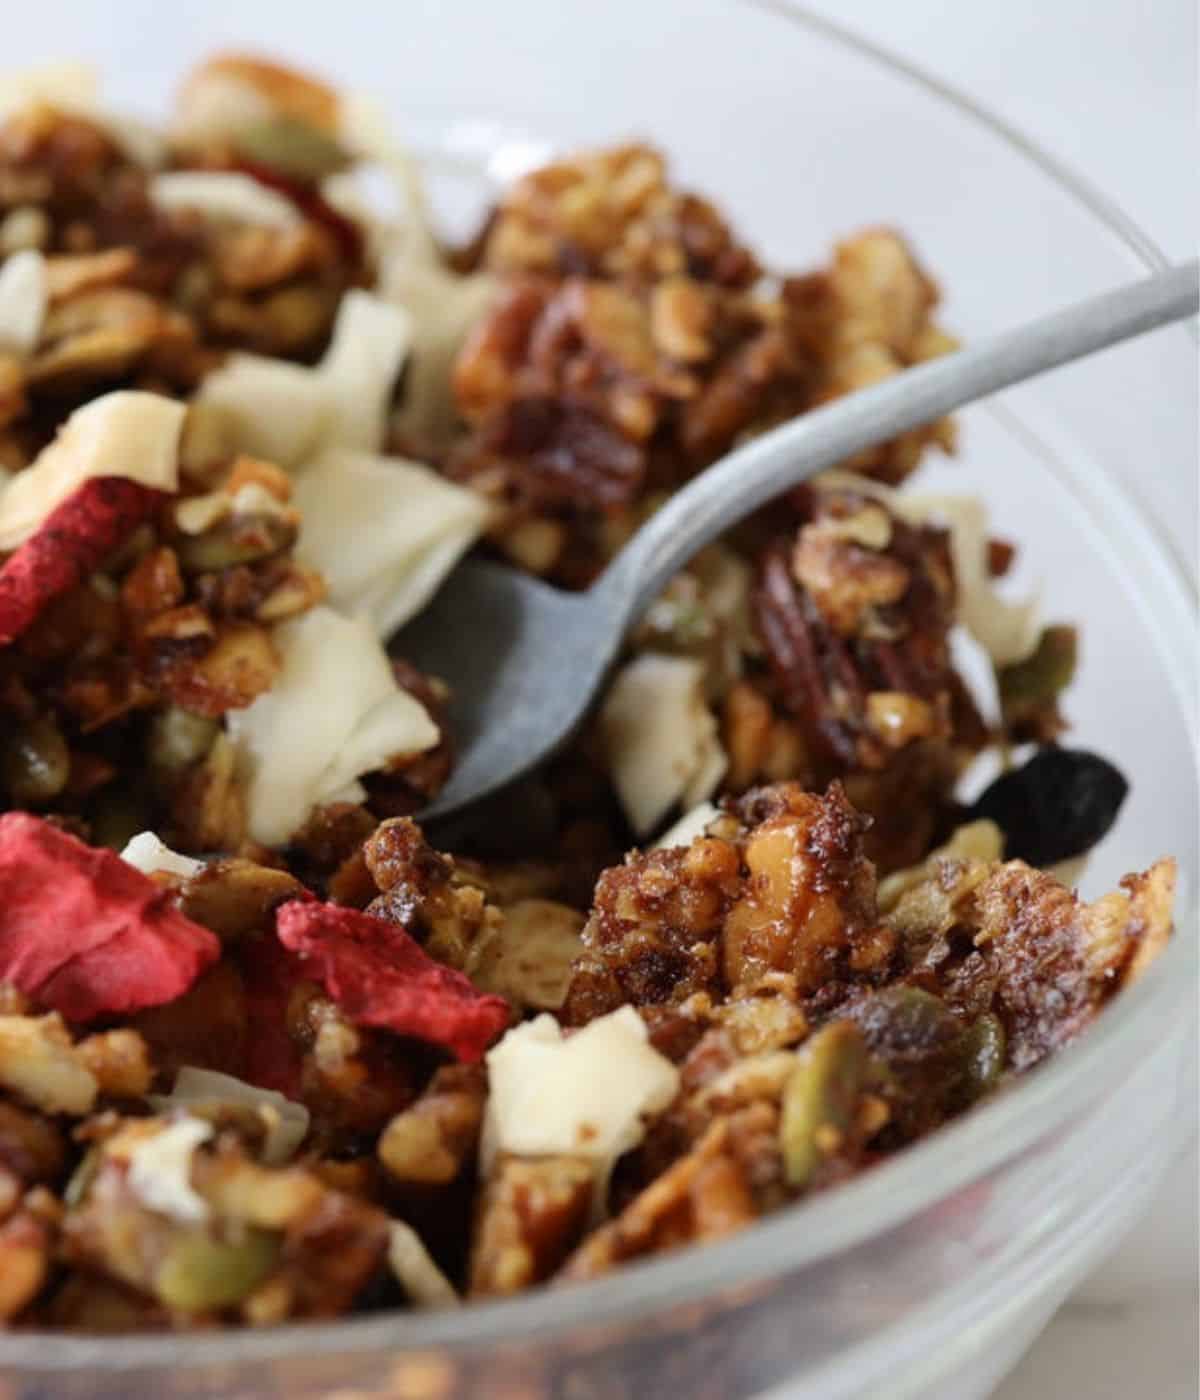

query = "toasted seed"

[
  {"left": 179, "top": 858, "right": 305, "bottom": 942},
  {"left": 957, "top": 1013, "right": 1006, "bottom": 1101},
  {"left": 174, "top": 513, "right": 295, "bottom": 573},
  {"left": 153, "top": 1227, "right": 279, "bottom": 1310},
  {"left": 1, "top": 716, "right": 71, "bottom": 805},
  {"left": 997, "top": 625, "right": 1077, "bottom": 719},
  {"left": 779, "top": 1021, "right": 867, "bottom": 1189},
  {"left": 233, "top": 118, "right": 350, "bottom": 180},
  {"left": 147, "top": 707, "right": 220, "bottom": 777}
]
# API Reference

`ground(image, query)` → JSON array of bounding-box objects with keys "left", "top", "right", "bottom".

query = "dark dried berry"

[{"left": 969, "top": 747, "right": 1128, "bottom": 866}]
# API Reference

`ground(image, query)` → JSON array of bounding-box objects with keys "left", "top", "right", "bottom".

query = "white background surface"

[{"left": 5, "top": 3, "right": 1195, "bottom": 1395}]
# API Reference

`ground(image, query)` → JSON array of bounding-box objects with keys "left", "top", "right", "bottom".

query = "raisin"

[{"left": 969, "top": 747, "right": 1128, "bottom": 865}]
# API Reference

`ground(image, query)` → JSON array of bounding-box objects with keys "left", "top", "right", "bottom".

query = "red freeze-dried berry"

[
  {"left": 0, "top": 477, "right": 163, "bottom": 645},
  {"left": 275, "top": 900, "right": 510, "bottom": 1062},
  {"left": 0, "top": 813, "right": 220, "bottom": 1022}
]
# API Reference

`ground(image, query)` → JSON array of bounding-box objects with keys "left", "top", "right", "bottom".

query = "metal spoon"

[{"left": 395, "top": 260, "right": 1198, "bottom": 823}]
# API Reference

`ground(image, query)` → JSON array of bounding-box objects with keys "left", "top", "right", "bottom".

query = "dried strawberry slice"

[
  {"left": 275, "top": 900, "right": 510, "bottom": 1063},
  {"left": 0, "top": 813, "right": 219, "bottom": 1022},
  {"left": 0, "top": 478, "right": 162, "bottom": 646}
]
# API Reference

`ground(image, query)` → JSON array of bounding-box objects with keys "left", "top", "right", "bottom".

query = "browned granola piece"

[
  {"left": 452, "top": 154, "right": 954, "bottom": 592},
  {"left": 0, "top": 1202, "right": 54, "bottom": 1320},
  {"left": 0, "top": 1096, "right": 67, "bottom": 1188},
  {"left": 75, "top": 1029, "right": 154, "bottom": 1101},
  {"left": 781, "top": 228, "right": 957, "bottom": 484},
  {"left": 0, "top": 445, "right": 334, "bottom": 842},
  {"left": 563, "top": 783, "right": 894, "bottom": 1024},
  {"left": 168, "top": 733, "right": 247, "bottom": 852},
  {"left": 678, "top": 321, "right": 812, "bottom": 466},
  {"left": 468, "top": 1153, "right": 593, "bottom": 1297},
  {"left": 363, "top": 817, "right": 497, "bottom": 969},
  {"left": 724, "top": 784, "right": 888, "bottom": 997},
  {"left": 378, "top": 1064, "right": 487, "bottom": 1187},
  {"left": 938, "top": 857, "right": 1176, "bottom": 1070},
  {"left": 559, "top": 1120, "right": 754, "bottom": 1282},
  {"left": 0, "top": 104, "right": 125, "bottom": 216},
  {"left": 131, "top": 960, "right": 248, "bottom": 1081},
  {"left": 286, "top": 801, "right": 379, "bottom": 903},
  {"left": 61, "top": 1122, "right": 389, "bottom": 1322},
  {"left": 29, "top": 286, "right": 198, "bottom": 393},
  {"left": 289, "top": 801, "right": 378, "bottom": 873},
  {"left": 749, "top": 485, "right": 984, "bottom": 870},
  {"left": 479, "top": 145, "right": 759, "bottom": 289},
  {"left": 562, "top": 832, "right": 742, "bottom": 1021},
  {"left": 292, "top": 993, "right": 419, "bottom": 1145}
]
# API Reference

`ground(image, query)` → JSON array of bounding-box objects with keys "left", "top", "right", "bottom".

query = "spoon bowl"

[{"left": 392, "top": 559, "right": 613, "bottom": 818}]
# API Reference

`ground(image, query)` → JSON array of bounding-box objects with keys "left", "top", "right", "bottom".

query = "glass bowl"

[{"left": 1, "top": 4, "right": 1195, "bottom": 1397}]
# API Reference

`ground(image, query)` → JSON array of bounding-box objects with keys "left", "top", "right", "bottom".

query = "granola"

[{"left": 0, "top": 52, "right": 1175, "bottom": 1333}]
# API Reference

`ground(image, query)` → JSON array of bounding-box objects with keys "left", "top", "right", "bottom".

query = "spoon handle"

[{"left": 601, "top": 259, "right": 1198, "bottom": 617}]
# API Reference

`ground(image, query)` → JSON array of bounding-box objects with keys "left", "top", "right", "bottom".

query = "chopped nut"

[
  {"left": 0, "top": 1014, "right": 98, "bottom": 1115},
  {"left": 469, "top": 1154, "right": 593, "bottom": 1297}
]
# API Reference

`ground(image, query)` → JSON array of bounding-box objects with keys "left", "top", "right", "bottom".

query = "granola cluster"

[
  {"left": 0, "top": 104, "right": 364, "bottom": 467},
  {"left": 448, "top": 145, "right": 955, "bottom": 585},
  {"left": 0, "top": 788, "right": 1173, "bottom": 1325}
]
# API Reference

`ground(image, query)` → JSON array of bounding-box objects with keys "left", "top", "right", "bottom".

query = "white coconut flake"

[
  {"left": 120, "top": 832, "right": 205, "bottom": 880},
  {"left": 0, "top": 248, "right": 46, "bottom": 355},
  {"left": 126, "top": 1117, "right": 213, "bottom": 1224},
  {"left": 293, "top": 446, "right": 489, "bottom": 636},
  {"left": 150, "top": 171, "right": 303, "bottom": 230},
  {"left": 482, "top": 1008, "right": 679, "bottom": 1206},
  {"left": 381, "top": 243, "right": 497, "bottom": 453},
  {"left": 192, "top": 290, "right": 410, "bottom": 465},
  {"left": 654, "top": 801, "right": 722, "bottom": 850},
  {"left": 0, "top": 390, "right": 185, "bottom": 550},
  {"left": 154, "top": 1067, "right": 309, "bottom": 1166},
  {"left": 899, "top": 493, "right": 1040, "bottom": 667},
  {"left": 316, "top": 289, "right": 411, "bottom": 453},
  {"left": 387, "top": 1221, "right": 460, "bottom": 1309},
  {"left": 333, "top": 98, "right": 498, "bottom": 452},
  {"left": 599, "top": 653, "right": 727, "bottom": 837},
  {"left": 192, "top": 354, "right": 334, "bottom": 470},
  {"left": 226, "top": 606, "right": 439, "bottom": 846}
]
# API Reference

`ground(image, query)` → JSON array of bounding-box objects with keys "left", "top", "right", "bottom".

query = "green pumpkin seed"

[
  {"left": 779, "top": 1021, "right": 867, "bottom": 1189},
  {"left": 997, "top": 625, "right": 1077, "bottom": 720},
  {"left": 0, "top": 714, "right": 70, "bottom": 805},
  {"left": 174, "top": 514, "right": 295, "bottom": 573},
  {"left": 154, "top": 1227, "right": 279, "bottom": 1311},
  {"left": 233, "top": 119, "right": 350, "bottom": 180},
  {"left": 957, "top": 1013, "right": 1007, "bottom": 1101}
]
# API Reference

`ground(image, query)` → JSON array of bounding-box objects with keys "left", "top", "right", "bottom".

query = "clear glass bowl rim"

[{"left": 4, "top": 0, "right": 1195, "bottom": 1373}]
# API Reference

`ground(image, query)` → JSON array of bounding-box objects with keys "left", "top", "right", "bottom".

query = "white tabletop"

[{"left": 5, "top": 2, "right": 1195, "bottom": 1393}]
